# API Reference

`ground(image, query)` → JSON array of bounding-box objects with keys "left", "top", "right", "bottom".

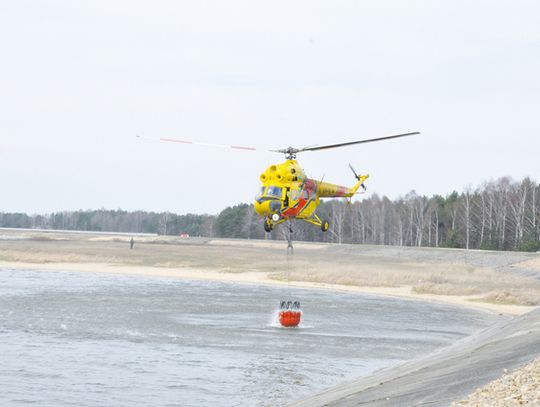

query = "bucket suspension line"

[
  {"left": 286, "top": 220, "right": 294, "bottom": 295},
  {"left": 279, "top": 220, "right": 302, "bottom": 327}
]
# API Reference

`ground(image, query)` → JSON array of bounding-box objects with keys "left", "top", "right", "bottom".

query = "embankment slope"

[{"left": 290, "top": 308, "right": 540, "bottom": 407}]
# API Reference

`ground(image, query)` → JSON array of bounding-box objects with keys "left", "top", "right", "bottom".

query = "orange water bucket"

[
  {"left": 279, "top": 300, "right": 302, "bottom": 327},
  {"left": 279, "top": 310, "right": 301, "bottom": 327}
]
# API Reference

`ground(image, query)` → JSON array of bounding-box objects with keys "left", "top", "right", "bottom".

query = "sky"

[{"left": 1, "top": 1, "right": 539, "bottom": 215}]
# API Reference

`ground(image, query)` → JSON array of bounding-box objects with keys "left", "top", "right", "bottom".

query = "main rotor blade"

[
  {"left": 349, "top": 163, "right": 359, "bottom": 179},
  {"left": 136, "top": 135, "right": 258, "bottom": 152},
  {"left": 298, "top": 132, "right": 420, "bottom": 152}
]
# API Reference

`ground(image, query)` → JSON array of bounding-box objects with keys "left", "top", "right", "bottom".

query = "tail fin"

[
  {"left": 350, "top": 174, "right": 369, "bottom": 195},
  {"left": 349, "top": 164, "right": 369, "bottom": 194}
]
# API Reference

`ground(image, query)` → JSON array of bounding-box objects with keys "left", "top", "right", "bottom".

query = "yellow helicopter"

[
  {"left": 255, "top": 159, "right": 366, "bottom": 233},
  {"left": 254, "top": 132, "right": 419, "bottom": 232},
  {"left": 138, "top": 132, "right": 419, "bottom": 233}
]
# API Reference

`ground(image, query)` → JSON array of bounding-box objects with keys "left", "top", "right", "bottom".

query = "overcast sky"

[{"left": 1, "top": 1, "right": 539, "bottom": 215}]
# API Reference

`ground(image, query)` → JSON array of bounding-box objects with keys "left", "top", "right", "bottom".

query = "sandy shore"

[{"left": 0, "top": 260, "right": 534, "bottom": 316}]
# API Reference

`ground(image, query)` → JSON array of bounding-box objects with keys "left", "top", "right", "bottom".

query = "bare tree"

[{"left": 461, "top": 187, "right": 473, "bottom": 249}]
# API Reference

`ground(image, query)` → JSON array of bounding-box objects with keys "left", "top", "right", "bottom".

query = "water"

[{"left": 0, "top": 269, "right": 502, "bottom": 406}]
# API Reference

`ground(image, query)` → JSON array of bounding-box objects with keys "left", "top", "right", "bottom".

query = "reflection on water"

[{"left": 0, "top": 269, "right": 502, "bottom": 406}]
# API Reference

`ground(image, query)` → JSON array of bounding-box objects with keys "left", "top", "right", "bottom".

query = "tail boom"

[{"left": 316, "top": 174, "right": 369, "bottom": 198}]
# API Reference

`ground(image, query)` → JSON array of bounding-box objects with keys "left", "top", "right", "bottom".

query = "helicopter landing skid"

[
  {"left": 263, "top": 216, "right": 287, "bottom": 233},
  {"left": 303, "top": 214, "right": 330, "bottom": 232},
  {"left": 264, "top": 214, "right": 329, "bottom": 232}
]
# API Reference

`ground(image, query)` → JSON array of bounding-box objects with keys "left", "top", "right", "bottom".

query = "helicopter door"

[{"left": 289, "top": 188, "right": 300, "bottom": 203}]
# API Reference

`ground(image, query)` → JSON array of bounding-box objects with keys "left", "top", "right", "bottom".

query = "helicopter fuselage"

[{"left": 254, "top": 159, "right": 369, "bottom": 231}]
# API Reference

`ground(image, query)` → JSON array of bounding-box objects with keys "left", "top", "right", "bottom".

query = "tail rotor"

[{"left": 349, "top": 163, "right": 367, "bottom": 192}]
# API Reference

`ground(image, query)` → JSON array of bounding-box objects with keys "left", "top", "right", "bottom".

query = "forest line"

[{"left": 2, "top": 176, "right": 539, "bottom": 252}]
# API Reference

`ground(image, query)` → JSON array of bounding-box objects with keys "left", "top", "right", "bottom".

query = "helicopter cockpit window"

[{"left": 266, "top": 186, "right": 282, "bottom": 198}]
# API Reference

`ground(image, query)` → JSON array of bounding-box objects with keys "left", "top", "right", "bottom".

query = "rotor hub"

[{"left": 283, "top": 147, "right": 298, "bottom": 160}]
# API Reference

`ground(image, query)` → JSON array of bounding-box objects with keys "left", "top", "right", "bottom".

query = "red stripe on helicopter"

[
  {"left": 160, "top": 138, "right": 193, "bottom": 144},
  {"left": 282, "top": 196, "right": 305, "bottom": 217},
  {"left": 336, "top": 186, "right": 348, "bottom": 197},
  {"left": 283, "top": 193, "right": 314, "bottom": 218},
  {"left": 231, "top": 145, "right": 257, "bottom": 151}
]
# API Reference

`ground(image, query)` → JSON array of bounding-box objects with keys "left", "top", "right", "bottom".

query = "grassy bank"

[{"left": 1, "top": 229, "right": 539, "bottom": 308}]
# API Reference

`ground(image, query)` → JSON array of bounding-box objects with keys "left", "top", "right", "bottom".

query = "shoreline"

[{"left": 0, "top": 260, "right": 534, "bottom": 316}]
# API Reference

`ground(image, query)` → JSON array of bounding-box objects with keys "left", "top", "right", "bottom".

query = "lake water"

[{"left": 0, "top": 269, "right": 502, "bottom": 406}]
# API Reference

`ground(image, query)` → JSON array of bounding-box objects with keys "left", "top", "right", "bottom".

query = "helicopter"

[
  {"left": 137, "top": 131, "right": 419, "bottom": 233},
  {"left": 254, "top": 132, "right": 419, "bottom": 232}
]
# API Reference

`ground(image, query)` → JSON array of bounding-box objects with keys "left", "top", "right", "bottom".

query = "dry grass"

[
  {"left": 288, "top": 261, "right": 540, "bottom": 305},
  {"left": 476, "top": 291, "right": 540, "bottom": 306},
  {"left": 1, "top": 231, "right": 540, "bottom": 306},
  {"left": 412, "top": 283, "right": 481, "bottom": 296}
]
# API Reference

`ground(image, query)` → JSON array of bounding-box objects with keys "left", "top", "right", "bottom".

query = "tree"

[{"left": 215, "top": 204, "right": 250, "bottom": 238}]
